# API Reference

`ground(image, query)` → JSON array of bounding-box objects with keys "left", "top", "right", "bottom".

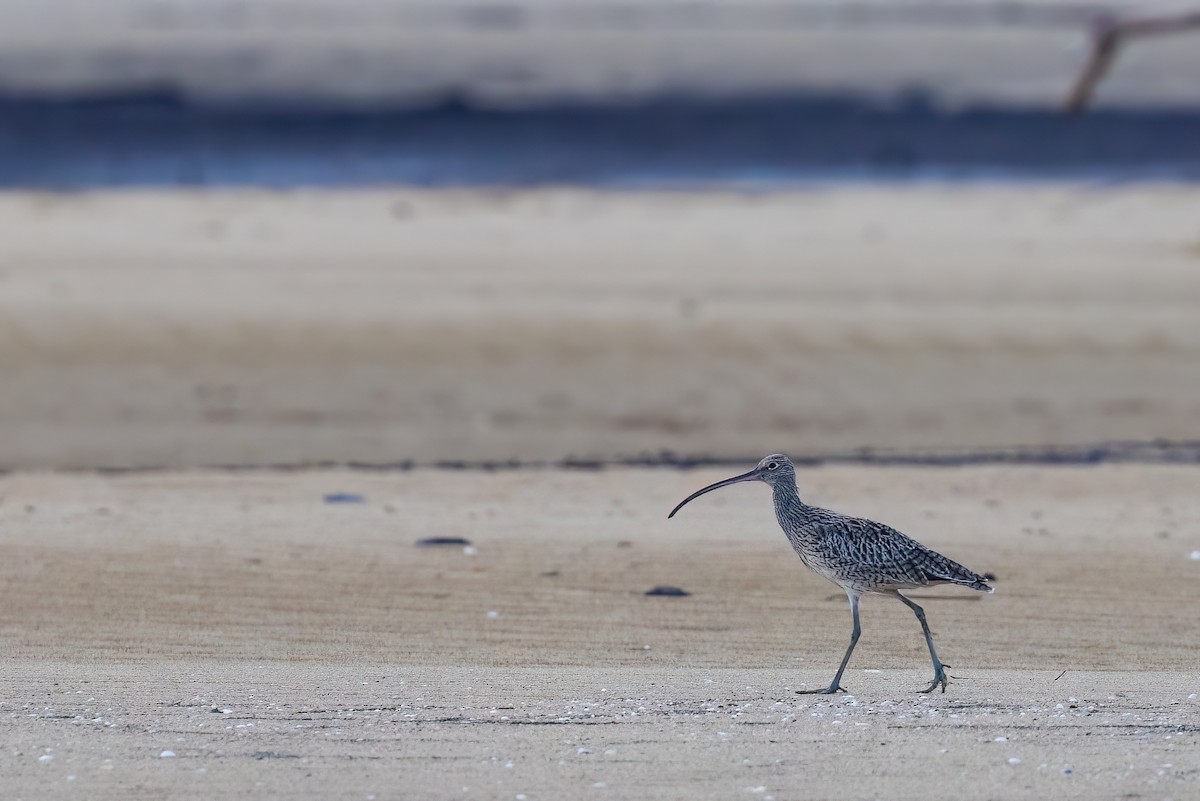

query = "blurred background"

[{"left": 1, "top": 0, "right": 1199, "bottom": 469}]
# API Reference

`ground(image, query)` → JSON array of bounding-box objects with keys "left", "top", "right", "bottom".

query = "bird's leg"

[
  {"left": 893, "top": 591, "right": 949, "bottom": 693},
  {"left": 798, "top": 592, "right": 860, "bottom": 695}
]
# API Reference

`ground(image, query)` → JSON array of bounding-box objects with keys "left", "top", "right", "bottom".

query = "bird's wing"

[{"left": 813, "top": 512, "right": 992, "bottom": 592}]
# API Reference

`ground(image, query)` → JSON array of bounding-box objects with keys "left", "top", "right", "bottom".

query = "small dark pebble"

[
  {"left": 324, "top": 493, "right": 366, "bottom": 504},
  {"left": 645, "top": 586, "right": 691, "bottom": 597},
  {"left": 416, "top": 537, "right": 473, "bottom": 547}
]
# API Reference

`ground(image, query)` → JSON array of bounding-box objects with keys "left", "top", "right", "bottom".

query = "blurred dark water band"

[{"left": 4, "top": 91, "right": 1200, "bottom": 188}]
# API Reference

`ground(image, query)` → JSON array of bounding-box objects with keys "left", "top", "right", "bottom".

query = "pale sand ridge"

[{"left": 2, "top": 186, "right": 1199, "bottom": 468}]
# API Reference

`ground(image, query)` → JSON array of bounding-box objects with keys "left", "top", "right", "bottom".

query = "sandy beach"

[
  {"left": 2, "top": 180, "right": 1199, "bottom": 800},
  {"left": 1, "top": 464, "right": 1197, "bottom": 798}
]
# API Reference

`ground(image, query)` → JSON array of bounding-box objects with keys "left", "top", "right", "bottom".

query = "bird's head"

[{"left": 668, "top": 453, "right": 795, "bottom": 518}]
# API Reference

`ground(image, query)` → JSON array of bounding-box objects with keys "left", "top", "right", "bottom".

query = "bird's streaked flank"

[{"left": 669, "top": 454, "right": 993, "bottom": 694}]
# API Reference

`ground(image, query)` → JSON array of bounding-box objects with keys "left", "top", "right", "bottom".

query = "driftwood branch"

[{"left": 1064, "top": 9, "right": 1200, "bottom": 112}]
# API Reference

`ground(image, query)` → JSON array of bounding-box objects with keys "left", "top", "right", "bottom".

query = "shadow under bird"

[{"left": 668, "top": 454, "right": 993, "bottom": 694}]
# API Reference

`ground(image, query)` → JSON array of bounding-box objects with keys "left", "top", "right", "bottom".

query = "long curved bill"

[{"left": 667, "top": 469, "right": 760, "bottom": 518}]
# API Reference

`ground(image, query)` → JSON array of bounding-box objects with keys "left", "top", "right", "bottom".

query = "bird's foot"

[
  {"left": 917, "top": 669, "right": 950, "bottom": 694},
  {"left": 796, "top": 684, "right": 847, "bottom": 695}
]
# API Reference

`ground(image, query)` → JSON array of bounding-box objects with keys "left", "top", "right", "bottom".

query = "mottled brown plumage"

[{"left": 669, "top": 453, "right": 992, "bottom": 693}]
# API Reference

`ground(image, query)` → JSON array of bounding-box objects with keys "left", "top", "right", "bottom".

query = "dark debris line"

[{"left": 25, "top": 439, "right": 1200, "bottom": 476}]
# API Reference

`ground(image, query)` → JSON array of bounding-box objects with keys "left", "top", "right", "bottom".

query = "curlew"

[{"left": 668, "top": 454, "right": 992, "bottom": 694}]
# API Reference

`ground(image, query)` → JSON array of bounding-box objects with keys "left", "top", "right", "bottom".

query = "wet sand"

[
  {"left": 1, "top": 464, "right": 1198, "bottom": 798},
  {"left": 3, "top": 186, "right": 1200, "bottom": 469}
]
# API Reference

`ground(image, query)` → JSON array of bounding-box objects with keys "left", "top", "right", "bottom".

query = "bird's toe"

[
  {"left": 796, "top": 685, "right": 846, "bottom": 695},
  {"left": 917, "top": 674, "right": 949, "bottom": 694}
]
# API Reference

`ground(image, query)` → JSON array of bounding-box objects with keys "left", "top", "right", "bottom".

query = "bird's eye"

[{"left": 766, "top": 462, "right": 778, "bottom": 470}]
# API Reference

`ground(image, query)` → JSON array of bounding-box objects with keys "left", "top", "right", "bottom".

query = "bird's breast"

[
  {"left": 782, "top": 524, "right": 871, "bottom": 590},
  {"left": 786, "top": 535, "right": 841, "bottom": 579}
]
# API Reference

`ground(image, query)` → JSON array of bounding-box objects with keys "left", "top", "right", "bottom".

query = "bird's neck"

[{"left": 772, "top": 479, "right": 811, "bottom": 523}]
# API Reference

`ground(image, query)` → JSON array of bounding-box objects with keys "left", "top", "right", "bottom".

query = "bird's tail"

[
  {"left": 952, "top": 569, "right": 995, "bottom": 593},
  {"left": 964, "top": 572, "right": 996, "bottom": 594},
  {"left": 910, "top": 541, "right": 995, "bottom": 593},
  {"left": 924, "top": 554, "right": 995, "bottom": 593}
]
